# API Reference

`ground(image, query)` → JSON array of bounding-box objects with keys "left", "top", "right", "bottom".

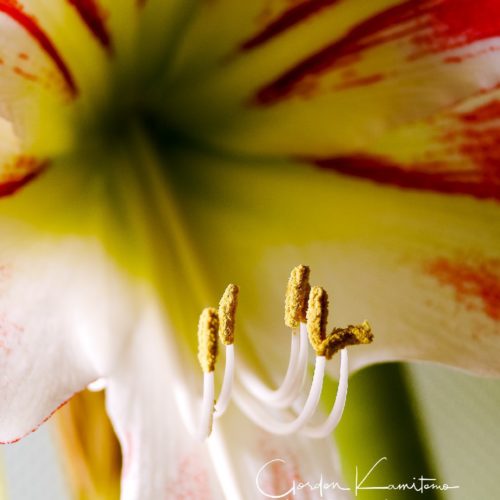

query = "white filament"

[
  {"left": 214, "top": 344, "right": 234, "bottom": 418},
  {"left": 233, "top": 356, "right": 326, "bottom": 435},
  {"left": 198, "top": 326, "right": 351, "bottom": 440},
  {"left": 302, "top": 349, "right": 349, "bottom": 438},
  {"left": 198, "top": 371, "right": 215, "bottom": 441},
  {"left": 237, "top": 323, "right": 309, "bottom": 407}
]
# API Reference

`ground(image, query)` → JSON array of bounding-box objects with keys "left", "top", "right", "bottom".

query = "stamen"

[
  {"left": 194, "top": 266, "right": 373, "bottom": 441},
  {"left": 302, "top": 349, "right": 349, "bottom": 438},
  {"left": 270, "top": 321, "right": 309, "bottom": 408},
  {"left": 218, "top": 284, "right": 239, "bottom": 345},
  {"left": 197, "top": 308, "right": 219, "bottom": 440},
  {"left": 214, "top": 285, "right": 239, "bottom": 417},
  {"left": 238, "top": 265, "right": 312, "bottom": 407},
  {"left": 318, "top": 321, "right": 373, "bottom": 359},
  {"left": 306, "top": 286, "right": 329, "bottom": 353},
  {"left": 198, "top": 371, "right": 215, "bottom": 440},
  {"left": 233, "top": 355, "right": 327, "bottom": 435},
  {"left": 214, "top": 344, "right": 235, "bottom": 418},
  {"left": 197, "top": 307, "right": 219, "bottom": 373},
  {"left": 284, "top": 265, "right": 310, "bottom": 328}
]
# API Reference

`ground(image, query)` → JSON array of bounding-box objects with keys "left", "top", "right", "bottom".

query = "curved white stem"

[
  {"left": 198, "top": 372, "right": 215, "bottom": 441},
  {"left": 238, "top": 323, "right": 309, "bottom": 407},
  {"left": 271, "top": 322, "right": 309, "bottom": 408},
  {"left": 302, "top": 349, "right": 348, "bottom": 438},
  {"left": 234, "top": 356, "right": 326, "bottom": 435},
  {"left": 214, "top": 344, "right": 234, "bottom": 418}
]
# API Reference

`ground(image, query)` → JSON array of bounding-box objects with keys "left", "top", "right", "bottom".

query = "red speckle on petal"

[
  {"left": 0, "top": 312, "right": 23, "bottom": 356},
  {"left": 165, "top": 451, "right": 212, "bottom": 500},
  {"left": 66, "top": 0, "right": 112, "bottom": 51},
  {"left": 0, "top": 1, "right": 77, "bottom": 94},
  {"left": 426, "top": 257, "right": 500, "bottom": 321},
  {"left": 12, "top": 65, "right": 38, "bottom": 82},
  {"left": 413, "top": 0, "right": 500, "bottom": 54},
  {"left": 458, "top": 99, "right": 500, "bottom": 124},
  {"left": 256, "top": 437, "right": 312, "bottom": 500},
  {"left": 0, "top": 265, "right": 12, "bottom": 281},
  {"left": 332, "top": 72, "right": 385, "bottom": 91}
]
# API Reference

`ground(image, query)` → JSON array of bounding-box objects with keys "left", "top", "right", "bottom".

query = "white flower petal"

[{"left": 0, "top": 223, "right": 138, "bottom": 443}]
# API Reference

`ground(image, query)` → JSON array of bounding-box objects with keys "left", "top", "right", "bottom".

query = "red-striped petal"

[
  {"left": 0, "top": 1, "right": 77, "bottom": 95},
  {"left": 66, "top": 0, "right": 112, "bottom": 51}
]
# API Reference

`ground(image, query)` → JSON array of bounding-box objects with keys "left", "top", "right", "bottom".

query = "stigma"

[{"left": 195, "top": 265, "right": 373, "bottom": 440}]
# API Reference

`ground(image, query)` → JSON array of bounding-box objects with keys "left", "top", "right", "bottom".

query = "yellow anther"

[
  {"left": 197, "top": 308, "right": 219, "bottom": 373},
  {"left": 318, "top": 321, "right": 374, "bottom": 359},
  {"left": 218, "top": 284, "right": 239, "bottom": 345},
  {"left": 306, "top": 286, "right": 329, "bottom": 353},
  {"left": 284, "top": 265, "right": 311, "bottom": 328}
]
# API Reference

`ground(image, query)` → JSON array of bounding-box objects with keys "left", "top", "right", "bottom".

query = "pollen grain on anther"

[
  {"left": 306, "top": 286, "right": 329, "bottom": 352},
  {"left": 197, "top": 308, "right": 219, "bottom": 373},
  {"left": 219, "top": 284, "right": 239, "bottom": 345},
  {"left": 285, "top": 264, "right": 311, "bottom": 328}
]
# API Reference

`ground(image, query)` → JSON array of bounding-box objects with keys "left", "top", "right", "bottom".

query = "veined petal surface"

[
  {"left": 165, "top": 149, "right": 500, "bottom": 377},
  {"left": 166, "top": 0, "right": 500, "bottom": 203}
]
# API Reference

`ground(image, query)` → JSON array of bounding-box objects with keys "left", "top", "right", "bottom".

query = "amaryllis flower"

[{"left": 0, "top": 0, "right": 499, "bottom": 499}]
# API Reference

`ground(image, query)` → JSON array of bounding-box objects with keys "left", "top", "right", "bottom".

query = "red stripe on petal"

[
  {"left": 253, "top": 0, "right": 500, "bottom": 105},
  {"left": 312, "top": 152, "right": 500, "bottom": 200},
  {"left": 66, "top": 0, "right": 112, "bottom": 51},
  {"left": 426, "top": 257, "right": 500, "bottom": 321},
  {"left": 0, "top": 1, "right": 77, "bottom": 94},
  {"left": 240, "top": 0, "right": 341, "bottom": 51},
  {"left": 253, "top": 0, "right": 422, "bottom": 105},
  {"left": 0, "top": 158, "right": 46, "bottom": 198}
]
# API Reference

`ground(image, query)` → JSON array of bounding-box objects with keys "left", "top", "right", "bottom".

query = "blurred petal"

[
  {"left": 0, "top": 231, "right": 132, "bottom": 443},
  {"left": 0, "top": 157, "right": 140, "bottom": 443},
  {"left": 166, "top": 0, "right": 500, "bottom": 173},
  {"left": 165, "top": 149, "right": 500, "bottom": 376},
  {"left": 312, "top": 83, "right": 500, "bottom": 200},
  {"left": 210, "top": 404, "right": 349, "bottom": 500},
  {"left": 0, "top": 2, "right": 75, "bottom": 171}
]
